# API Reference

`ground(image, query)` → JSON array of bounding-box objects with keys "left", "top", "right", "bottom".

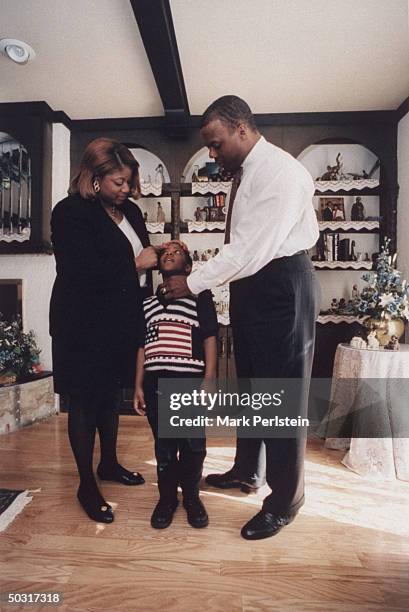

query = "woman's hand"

[
  {"left": 135, "top": 246, "right": 158, "bottom": 272},
  {"left": 133, "top": 387, "right": 146, "bottom": 416}
]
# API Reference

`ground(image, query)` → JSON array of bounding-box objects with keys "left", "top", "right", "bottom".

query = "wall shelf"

[
  {"left": 318, "top": 220, "right": 379, "bottom": 232},
  {"left": 313, "top": 260, "right": 373, "bottom": 270}
]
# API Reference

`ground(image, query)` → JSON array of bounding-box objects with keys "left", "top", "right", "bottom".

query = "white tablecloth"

[{"left": 322, "top": 343, "right": 409, "bottom": 481}]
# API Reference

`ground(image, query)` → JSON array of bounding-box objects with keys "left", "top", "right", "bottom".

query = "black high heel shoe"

[
  {"left": 77, "top": 485, "right": 114, "bottom": 523},
  {"left": 97, "top": 463, "right": 145, "bottom": 486}
]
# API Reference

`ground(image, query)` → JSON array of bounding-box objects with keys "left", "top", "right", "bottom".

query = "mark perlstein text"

[{"left": 169, "top": 415, "right": 310, "bottom": 428}]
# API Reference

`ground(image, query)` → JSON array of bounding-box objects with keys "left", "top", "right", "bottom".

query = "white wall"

[
  {"left": 0, "top": 123, "right": 71, "bottom": 370},
  {"left": 398, "top": 112, "right": 409, "bottom": 281}
]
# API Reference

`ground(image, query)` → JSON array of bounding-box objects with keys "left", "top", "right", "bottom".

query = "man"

[{"left": 160, "top": 95, "right": 319, "bottom": 540}]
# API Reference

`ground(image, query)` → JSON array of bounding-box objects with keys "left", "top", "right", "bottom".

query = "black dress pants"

[
  {"left": 143, "top": 372, "right": 206, "bottom": 502},
  {"left": 229, "top": 252, "right": 319, "bottom": 514}
]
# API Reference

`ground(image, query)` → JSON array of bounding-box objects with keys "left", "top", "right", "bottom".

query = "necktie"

[{"left": 224, "top": 167, "right": 243, "bottom": 245}]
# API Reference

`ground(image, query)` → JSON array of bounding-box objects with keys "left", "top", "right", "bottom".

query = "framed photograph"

[
  {"left": 207, "top": 207, "right": 226, "bottom": 222},
  {"left": 319, "top": 197, "right": 345, "bottom": 221}
]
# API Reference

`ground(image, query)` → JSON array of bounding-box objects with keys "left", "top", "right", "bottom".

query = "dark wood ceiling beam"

[{"left": 130, "top": 0, "right": 189, "bottom": 131}]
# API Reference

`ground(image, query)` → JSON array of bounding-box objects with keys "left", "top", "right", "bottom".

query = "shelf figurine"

[
  {"left": 384, "top": 335, "right": 400, "bottom": 351},
  {"left": 330, "top": 298, "right": 338, "bottom": 312},
  {"left": 338, "top": 298, "right": 346, "bottom": 312},
  {"left": 350, "top": 336, "right": 367, "bottom": 349},
  {"left": 191, "top": 165, "right": 199, "bottom": 182},
  {"left": 194, "top": 206, "right": 203, "bottom": 222},
  {"left": 156, "top": 202, "right": 166, "bottom": 223},
  {"left": 351, "top": 197, "right": 365, "bottom": 221},
  {"left": 351, "top": 284, "right": 360, "bottom": 303},
  {"left": 350, "top": 240, "right": 357, "bottom": 261},
  {"left": 367, "top": 330, "right": 380, "bottom": 350},
  {"left": 154, "top": 163, "right": 165, "bottom": 185},
  {"left": 317, "top": 153, "right": 347, "bottom": 181},
  {"left": 143, "top": 212, "right": 148, "bottom": 222},
  {"left": 192, "top": 250, "right": 199, "bottom": 261}
]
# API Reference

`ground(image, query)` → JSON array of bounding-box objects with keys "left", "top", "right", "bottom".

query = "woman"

[{"left": 49, "top": 138, "right": 157, "bottom": 523}]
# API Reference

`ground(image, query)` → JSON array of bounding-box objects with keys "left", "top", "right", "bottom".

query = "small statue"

[
  {"left": 207, "top": 248, "right": 213, "bottom": 259},
  {"left": 350, "top": 240, "right": 357, "bottom": 261},
  {"left": 330, "top": 298, "right": 338, "bottom": 312},
  {"left": 191, "top": 165, "right": 199, "bottom": 182},
  {"left": 351, "top": 197, "right": 365, "bottom": 221},
  {"left": 154, "top": 164, "right": 165, "bottom": 185},
  {"left": 143, "top": 212, "right": 148, "bottom": 222},
  {"left": 384, "top": 335, "right": 400, "bottom": 351},
  {"left": 352, "top": 284, "right": 360, "bottom": 303},
  {"left": 156, "top": 203, "right": 166, "bottom": 223},
  {"left": 367, "top": 330, "right": 380, "bottom": 350},
  {"left": 338, "top": 298, "right": 346, "bottom": 311},
  {"left": 345, "top": 299, "right": 355, "bottom": 314},
  {"left": 201, "top": 251, "right": 208, "bottom": 261},
  {"left": 194, "top": 206, "right": 203, "bottom": 222},
  {"left": 318, "top": 153, "right": 344, "bottom": 181},
  {"left": 214, "top": 247, "right": 220, "bottom": 257},
  {"left": 192, "top": 250, "right": 199, "bottom": 261},
  {"left": 350, "top": 336, "right": 367, "bottom": 349}
]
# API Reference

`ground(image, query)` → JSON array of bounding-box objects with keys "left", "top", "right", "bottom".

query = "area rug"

[{"left": 0, "top": 488, "right": 33, "bottom": 532}]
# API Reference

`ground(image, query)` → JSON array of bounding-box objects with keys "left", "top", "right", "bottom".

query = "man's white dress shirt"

[{"left": 187, "top": 136, "right": 319, "bottom": 296}]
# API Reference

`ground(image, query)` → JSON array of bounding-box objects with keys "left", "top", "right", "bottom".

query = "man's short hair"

[{"left": 200, "top": 95, "right": 258, "bottom": 132}]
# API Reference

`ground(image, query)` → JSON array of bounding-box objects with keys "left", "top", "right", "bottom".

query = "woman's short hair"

[{"left": 69, "top": 138, "right": 141, "bottom": 200}]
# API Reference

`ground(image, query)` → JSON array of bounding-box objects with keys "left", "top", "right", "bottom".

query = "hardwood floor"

[{"left": 1, "top": 414, "right": 409, "bottom": 611}]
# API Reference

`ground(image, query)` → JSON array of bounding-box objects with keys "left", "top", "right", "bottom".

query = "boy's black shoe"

[
  {"left": 151, "top": 499, "right": 178, "bottom": 529},
  {"left": 183, "top": 497, "right": 209, "bottom": 528}
]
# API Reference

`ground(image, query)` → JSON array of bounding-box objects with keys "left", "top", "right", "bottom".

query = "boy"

[{"left": 134, "top": 241, "right": 218, "bottom": 529}]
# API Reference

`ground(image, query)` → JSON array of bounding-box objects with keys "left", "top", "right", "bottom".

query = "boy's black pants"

[{"left": 143, "top": 371, "right": 206, "bottom": 503}]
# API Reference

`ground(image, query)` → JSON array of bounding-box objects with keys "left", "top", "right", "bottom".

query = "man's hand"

[{"left": 158, "top": 275, "right": 193, "bottom": 300}]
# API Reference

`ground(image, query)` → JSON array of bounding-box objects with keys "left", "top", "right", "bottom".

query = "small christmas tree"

[
  {"left": 357, "top": 238, "right": 409, "bottom": 320},
  {"left": 0, "top": 314, "right": 42, "bottom": 382}
]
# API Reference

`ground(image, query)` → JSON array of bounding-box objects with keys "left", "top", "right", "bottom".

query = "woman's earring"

[{"left": 93, "top": 179, "right": 100, "bottom": 193}]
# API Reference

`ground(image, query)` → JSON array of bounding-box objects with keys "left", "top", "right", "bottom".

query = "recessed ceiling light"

[{"left": 0, "top": 38, "right": 35, "bottom": 65}]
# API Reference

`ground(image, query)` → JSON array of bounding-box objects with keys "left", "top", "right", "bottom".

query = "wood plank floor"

[{"left": 1, "top": 414, "right": 409, "bottom": 611}]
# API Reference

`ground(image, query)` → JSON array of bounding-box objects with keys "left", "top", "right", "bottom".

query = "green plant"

[
  {"left": 0, "top": 314, "right": 42, "bottom": 380},
  {"left": 357, "top": 238, "right": 409, "bottom": 320}
]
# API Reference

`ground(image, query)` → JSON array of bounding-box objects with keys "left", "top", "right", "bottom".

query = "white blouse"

[{"left": 118, "top": 215, "right": 146, "bottom": 287}]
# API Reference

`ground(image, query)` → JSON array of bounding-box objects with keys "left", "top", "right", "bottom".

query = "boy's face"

[{"left": 159, "top": 242, "right": 191, "bottom": 277}]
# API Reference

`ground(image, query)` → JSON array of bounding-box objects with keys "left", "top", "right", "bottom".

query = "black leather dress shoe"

[
  {"left": 241, "top": 510, "right": 297, "bottom": 540},
  {"left": 77, "top": 487, "right": 114, "bottom": 524},
  {"left": 206, "top": 470, "right": 259, "bottom": 493},
  {"left": 206, "top": 470, "right": 243, "bottom": 489},
  {"left": 183, "top": 497, "right": 209, "bottom": 528},
  {"left": 97, "top": 464, "right": 145, "bottom": 486},
  {"left": 151, "top": 499, "right": 179, "bottom": 529}
]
